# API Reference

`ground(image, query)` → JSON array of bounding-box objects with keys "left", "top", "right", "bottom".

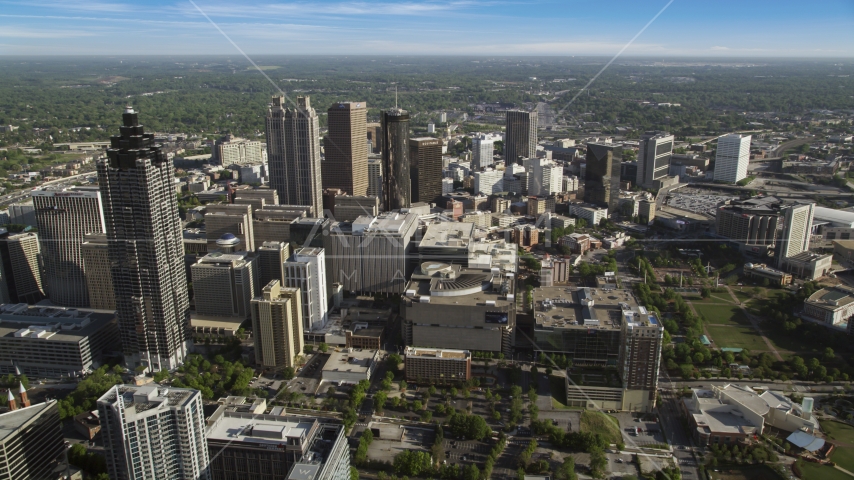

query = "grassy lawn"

[
  {"left": 706, "top": 326, "right": 769, "bottom": 351},
  {"left": 821, "top": 420, "right": 854, "bottom": 473},
  {"left": 694, "top": 304, "right": 750, "bottom": 326},
  {"left": 579, "top": 410, "right": 622, "bottom": 444},
  {"left": 798, "top": 461, "right": 852, "bottom": 480},
  {"left": 550, "top": 397, "right": 582, "bottom": 410}
]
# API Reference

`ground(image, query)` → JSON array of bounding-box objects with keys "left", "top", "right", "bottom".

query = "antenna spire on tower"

[{"left": 395, "top": 86, "right": 398, "bottom": 109}]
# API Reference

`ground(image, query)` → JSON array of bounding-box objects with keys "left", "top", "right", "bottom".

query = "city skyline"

[{"left": 0, "top": 1, "right": 851, "bottom": 56}]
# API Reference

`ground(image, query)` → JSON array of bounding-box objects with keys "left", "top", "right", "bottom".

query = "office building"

[
  {"left": 636, "top": 132, "right": 675, "bottom": 189},
  {"left": 0, "top": 400, "right": 65, "bottom": 480},
  {"left": 0, "top": 304, "right": 119, "bottom": 377},
  {"left": 505, "top": 110, "right": 537, "bottom": 164},
  {"left": 266, "top": 96, "right": 324, "bottom": 216},
  {"left": 205, "top": 204, "right": 255, "bottom": 253},
  {"left": 568, "top": 203, "right": 609, "bottom": 227},
  {"left": 472, "top": 135, "right": 495, "bottom": 169},
  {"left": 367, "top": 155, "right": 383, "bottom": 199},
  {"left": 257, "top": 241, "right": 289, "bottom": 288},
  {"left": 192, "top": 252, "right": 259, "bottom": 320},
  {"left": 381, "top": 107, "right": 411, "bottom": 210},
  {"left": 251, "top": 280, "right": 304, "bottom": 371},
  {"left": 98, "top": 385, "right": 210, "bottom": 480},
  {"left": 638, "top": 199, "right": 656, "bottom": 225},
  {"left": 584, "top": 143, "right": 622, "bottom": 213},
  {"left": 214, "top": 134, "right": 264, "bottom": 166},
  {"left": 743, "top": 263, "right": 793, "bottom": 286},
  {"left": 474, "top": 168, "right": 504, "bottom": 195},
  {"left": 8, "top": 203, "right": 36, "bottom": 227},
  {"left": 100, "top": 107, "right": 191, "bottom": 372},
  {"left": 0, "top": 231, "right": 45, "bottom": 304},
  {"left": 366, "top": 123, "right": 382, "bottom": 154},
  {"left": 206, "top": 411, "right": 350, "bottom": 480},
  {"left": 321, "top": 348, "right": 379, "bottom": 384},
  {"left": 284, "top": 247, "right": 328, "bottom": 332},
  {"left": 776, "top": 202, "right": 815, "bottom": 267},
  {"left": 410, "top": 137, "right": 443, "bottom": 204},
  {"left": 233, "top": 188, "right": 279, "bottom": 212},
  {"left": 715, "top": 197, "right": 781, "bottom": 248},
  {"left": 803, "top": 284, "right": 854, "bottom": 327},
  {"left": 404, "top": 346, "right": 471, "bottom": 385},
  {"left": 528, "top": 158, "right": 563, "bottom": 196},
  {"left": 619, "top": 310, "right": 664, "bottom": 402},
  {"left": 81, "top": 233, "right": 115, "bottom": 310},
  {"left": 402, "top": 263, "right": 515, "bottom": 355},
  {"left": 418, "top": 222, "right": 475, "bottom": 265},
  {"left": 714, "top": 134, "right": 752, "bottom": 183},
  {"left": 253, "top": 206, "right": 306, "bottom": 246},
  {"left": 32, "top": 186, "right": 106, "bottom": 307},
  {"left": 324, "top": 102, "right": 368, "bottom": 196},
  {"left": 779, "top": 251, "right": 832, "bottom": 281},
  {"left": 324, "top": 213, "right": 419, "bottom": 295},
  {"left": 442, "top": 177, "right": 454, "bottom": 195},
  {"left": 333, "top": 195, "right": 380, "bottom": 222}
]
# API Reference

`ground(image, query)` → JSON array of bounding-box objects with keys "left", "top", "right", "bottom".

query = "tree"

[
  {"left": 282, "top": 366, "right": 295, "bottom": 380},
  {"left": 823, "top": 347, "right": 835, "bottom": 361},
  {"left": 318, "top": 342, "right": 329, "bottom": 353},
  {"left": 554, "top": 456, "right": 577, "bottom": 480},
  {"left": 463, "top": 464, "right": 480, "bottom": 480},
  {"left": 387, "top": 353, "right": 402, "bottom": 371},
  {"left": 350, "top": 466, "right": 359, "bottom": 480},
  {"left": 399, "top": 380, "right": 408, "bottom": 391},
  {"left": 448, "top": 413, "right": 490, "bottom": 440},
  {"left": 393, "top": 450, "right": 433, "bottom": 476},
  {"left": 589, "top": 447, "right": 608, "bottom": 479}
]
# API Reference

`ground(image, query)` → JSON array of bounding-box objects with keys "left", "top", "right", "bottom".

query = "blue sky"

[{"left": 1, "top": 0, "right": 853, "bottom": 56}]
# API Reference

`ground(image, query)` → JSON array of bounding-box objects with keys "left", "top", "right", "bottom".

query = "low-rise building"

[
  {"left": 779, "top": 251, "right": 832, "bottom": 280},
  {"left": 560, "top": 233, "right": 591, "bottom": 254},
  {"left": 404, "top": 346, "right": 471, "bottom": 385},
  {"left": 568, "top": 203, "right": 608, "bottom": 227},
  {"left": 802, "top": 284, "right": 854, "bottom": 327},
  {"left": 742, "top": 263, "right": 793, "bottom": 286},
  {"left": 345, "top": 324, "right": 386, "bottom": 350},
  {"left": 320, "top": 348, "right": 379, "bottom": 384}
]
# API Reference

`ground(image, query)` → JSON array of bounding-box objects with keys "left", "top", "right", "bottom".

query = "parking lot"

[
  {"left": 366, "top": 425, "right": 433, "bottom": 464},
  {"left": 612, "top": 412, "right": 669, "bottom": 449}
]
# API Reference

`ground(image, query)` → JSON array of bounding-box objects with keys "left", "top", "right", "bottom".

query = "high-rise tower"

[
  {"left": 636, "top": 131, "right": 674, "bottom": 189},
  {"left": 100, "top": 106, "right": 191, "bottom": 372},
  {"left": 381, "top": 107, "right": 411, "bottom": 211},
  {"left": 714, "top": 134, "right": 751, "bottom": 184},
  {"left": 504, "top": 110, "right": 538, "bottom": 164},
  {"left": 409, "top": 137, "right": 443, "bottom": 204},
  {"left": 324, "top": 102, "right": 369, "bottom": 196},
  {"left": 584, "top": 143, "right": 622, "bottom": 214},
  {"left": 32, "top": 186, "right": 106, "bottom": 307}
]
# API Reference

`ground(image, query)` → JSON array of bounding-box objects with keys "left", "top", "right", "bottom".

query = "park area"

[
  {"left": 694, "top": 304, "right": 750, "bottom": 326},
  {"left": 821, "top": 420, "right": 854, "bottom": 474}
]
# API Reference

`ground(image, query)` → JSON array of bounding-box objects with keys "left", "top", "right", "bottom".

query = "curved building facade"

[{"left": 381, "top": 108, "right": 410, "bottom": 211}]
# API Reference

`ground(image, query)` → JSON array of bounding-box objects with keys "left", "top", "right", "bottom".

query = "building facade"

[
  {"left": 409, "top": 137, "right": 443, "bottom": 204},
  {"left": 100, "top": 107, "right": 191, "bottom": 372},
  {"left": 0, "top": 231, "right": 45, "bottom": 304},
  {"left": 473, "top": 168, "right": 504, "bottom": 195},
  {"left": 636, "top": 132, "right": 674, "bottom": 189},
  {"left": 191, "top": 252, "right": 259, "bottom": 320},
  {"left": 98, "top": 385, "right": 210, "bottom": 480},
  {"left": 205, "top": 204, "right": 255, "bottom": 253},
  {"left": 367, "top": 155, "right": 383, "bottom": 199},
  {"left": 81, "top": 233, "right": 116, "bottom": 310},
  {"left": 0, "top": 401, "right": 65, "bottom": 480},
  {"left": 251, "top": 280, "right": 304, "bottom": 371},
  {"left": 284, "top": 247, "right": 329, "bottom": 333},
  {"left": 257, "top": 241, "right": 289, "bottom": 288},
  {"left": 714, "top": 134, "right": 751, "bottom": 183},
  {"left": 505, "top": 110, "right": 537, "bottom": 164},
  {"left": 472, "top": 135, "right": 494, "bottom": 169},
  {"left": 584, "top": 143, "right": 622, "bottom": 213},
  {"left": 404, "top": 346, "right": 471, "bottom": 385},
  {"left": 381, "top": 108, "right": 411, "bottom": 211},
  {"left": 324, "top": 102, "right": 369, "bottom": 196}
]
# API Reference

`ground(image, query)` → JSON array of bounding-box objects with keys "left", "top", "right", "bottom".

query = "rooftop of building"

[
  {"left": 332, "top": 212, "right": 417, "bottom": 236},
  {"left": 404, "top": 264, "right": 514, "bottom": 307},
  {"left": 420, "top": 222, "right": 475, "bottom": 249},
  {"left": 322, "top": 349, "right": 378, "bottom": 376},
  {"left": 206, "top": 410, "right": 316, "bottom": 445},
  {"left": 98, "top": 384, "right": 195, "bottom": 414},
  {"left": 531, "top": 286, "right": 658, "bottom": 331},
  {"left": 196, "top": 250, "right": 250, "bottom": 265},
  {"left": 293, "top": 247, "right": 323, "bottom": 258},
  {"left": 784, "top": 251, "right": 831, "bottom": 264},
  {"left": 0, "top": 305, "right": 115, "bottom": 342},
  {"left": 806, "top": 285, "right": 854, "bottom": 309},
  {"left": 743, "top": 263, "right": 789, "bottom": 276},
  {"left": 189, "top": 314, "right": 244, "bottom": 331},
  {"left": 815, "top": 206, "right": 854, "bottom": 227},
  {"left": 405, "top": 346, "right": 470, "bottom": 360},
  {"left": 0, "top": 400, "right": 57, "bottom": 442}
]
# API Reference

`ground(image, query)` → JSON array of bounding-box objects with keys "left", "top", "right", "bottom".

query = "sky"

[{"left": 1, "top": 0, "right": 853, "bottom": 57}]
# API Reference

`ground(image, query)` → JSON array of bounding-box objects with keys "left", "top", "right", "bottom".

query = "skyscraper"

[
  {"left": 584, "top": 143, "right": 622, "bottom": 214},
  {"left": 251, "top": 279, "right": 304, "bottom": 371},
  {"left": 367, "top": 155, "right": 383, "bottom": 199},
  {"left": 191, "top": 251, "right": 259, "bottom": 320},
  {"left": 472, "top": 135, "right": 495, "bottom": 169},
  {"left": 266, "top": 96, "right": 324, "bottom": 216},
  {"left": 409, "top": 137, "right": 443, "bottom": 204},
  {"left": 0, "top": 400, "right": 65, "bottom": 480},
  {"left": 0, "top": 231, "right": 45, "bottom": 304},
  {"left": 284, "top": 247, "right": 328, "bottom": 333},
  {"left": 636, "top": 131, "right": 674, "bottom": 189},
  {"left": 619, "top": 313, "right": 664, "bottom": 406},
  {"left": 714, "top": 134, "right": 751, "bottom": 183},
  {"left": 32, "top": 186, "right": 105, "bottom": 307},
  {"left": 776, "top": 202, "right": 816, "bottom": 267},
  {"left": 100, "top": 106, "right": 191, "bottom": 372},
  {"left": 81, "top": 233, "right": 116, "bottom": 310},
  {"left": 98, "top": 385, "right": 210, "bottom": 480},
  {"left": 324, "top": 102, "right": 368, "bottom": 196},
  {"left": 528, "top": 158, "right": 563, "bottom": 196},
  {"left": 381, "top": 107, "right": 411, "bottom": 211},
  {"left": 257, "top": 241, "right": 290, "bottom": 288},
  {"left": 504, "top": 110, "right": 538, "bottom": 164}
]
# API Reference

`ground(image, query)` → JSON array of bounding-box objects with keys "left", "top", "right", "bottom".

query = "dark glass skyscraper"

[
  {"left": 505, "top": 110, "right": 537, "bottom": 164},
  {"left": 409, "top": 137, "right": 443, "bottom": 204},
  {"left": 100, "top": 107, "right": 191, "bottom": 372},
  {"left": 584, "top": 143, "right": 622, "bottom": 213},
  {"left": 381, "top": 108, "right": 411, "bottom": 211}
]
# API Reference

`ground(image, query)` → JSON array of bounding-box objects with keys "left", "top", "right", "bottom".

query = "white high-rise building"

[
  {"left": 563, "top": 175, "right": 579, "bottom": 192},
  {"left": 528, "top": 158, "right": 563, "bottom": 196},
  {"left": 714, "top": 134, "right": 751, "bottom": 183},
  {"left": 472, "top": 135, "right": 495, "bottom": 170},
  {"left": 474, "top": 168, "right": 504, "bottom": 195},
  {"left": 777, "top": 202, "right": 816, "bottom": 266},
  {"left": 98, "top": 385, "right": 210, "bottom": 480},
  {"left": 284, "top": 247, "right": 328, "bottom": 332}
]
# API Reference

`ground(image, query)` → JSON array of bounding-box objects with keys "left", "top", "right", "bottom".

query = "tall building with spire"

[
  {"left": 324, "top": 102, "right": 369, "bottom": 196},
  {"left": 266, "top": 96, "right": 324, "bottom": 216},
  {"left": 99, "top": 106, "right": 191, "bottom": 372},
  {"left": 381, "top": 103, "right": 411, "bottom": 211}
]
